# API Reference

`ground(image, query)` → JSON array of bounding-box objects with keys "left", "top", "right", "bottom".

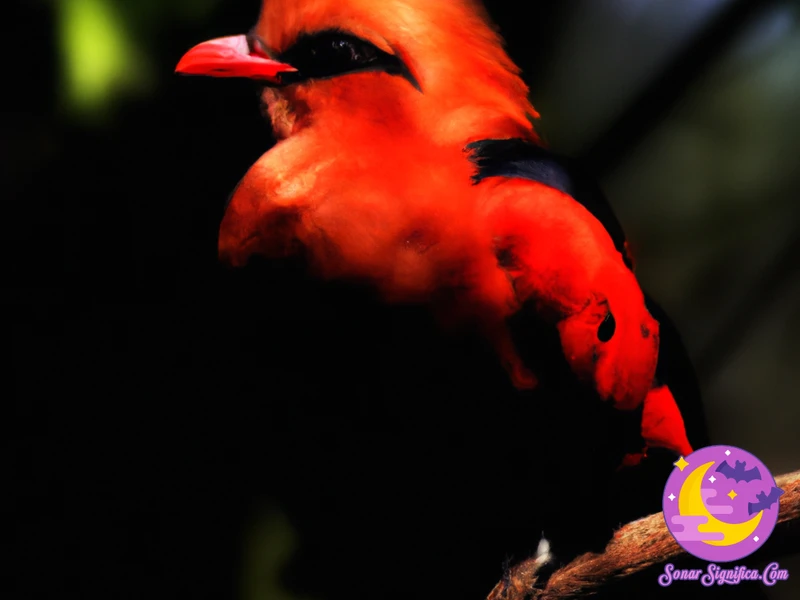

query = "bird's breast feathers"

[
  {"left": 219, "top": 134, "right": 659, "bottom": 408},
  {"left": 221, "top": 135, "right": 633, "bottom": 311}
]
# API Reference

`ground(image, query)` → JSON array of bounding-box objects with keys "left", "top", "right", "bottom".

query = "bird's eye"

[
  {"left": 332, "top": 39, "right": 355, "bottom": 59},
  {"left": 330, "top": 38, "right": 376, "bottom": 64},
  {"left": 597, "top": 309, "right": 616, "bottom": 342}
]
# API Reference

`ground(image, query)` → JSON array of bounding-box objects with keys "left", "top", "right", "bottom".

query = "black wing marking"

[
  {"left": 466, "top": 138, "right": 632, "bottom": 269},
  {"left": 643, "top": 293, "right": 709, "bottom": 450}
]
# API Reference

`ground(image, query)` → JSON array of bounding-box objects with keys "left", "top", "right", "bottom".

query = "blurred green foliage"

[
  {"left": 241, "top": 506, "right": 312, "bottom": 600},
  {"left": 58, "top": 0, "right": 150, "bottom": 118},
  {"left": 56, "top": 0, "right": 223, "bottom": 119}
]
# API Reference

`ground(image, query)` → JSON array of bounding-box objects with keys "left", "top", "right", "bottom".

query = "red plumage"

[{"left": 177, "top": 0, "right": 697, "bottom": 481}]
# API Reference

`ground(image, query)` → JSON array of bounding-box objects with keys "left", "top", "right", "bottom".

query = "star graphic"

[
  {"left": 709, "top": 475, "right": 717, "bottom": 483},
  {"left": 674, "top": 456, "right": 689, "bottom": 471},
  {"left": 725, "top": 450, "right": 731, "bottom": 456},
  {"left": 728, "top": 490, "right": 737, "bottom": 500},
  {"left": 668, "top": 493, "right": 676, "bottom": 501}
]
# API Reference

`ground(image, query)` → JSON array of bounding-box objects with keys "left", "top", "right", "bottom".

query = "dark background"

[{"left": 6, "top": 1, "right": 799, "bottom": 599}]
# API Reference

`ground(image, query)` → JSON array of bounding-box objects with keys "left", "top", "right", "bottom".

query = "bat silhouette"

[
  {"left": 748, "top": 486, "right": 785, "bottom": 515},
  {"left": 716, "top": 460, "right": 762, "bottom": 483}
]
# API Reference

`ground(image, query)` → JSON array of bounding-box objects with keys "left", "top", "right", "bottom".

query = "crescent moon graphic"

[{"left": 678, "top": 460, "right": 763, "bottom": 547}]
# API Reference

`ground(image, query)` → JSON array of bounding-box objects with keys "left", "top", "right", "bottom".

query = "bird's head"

[
  {"left": 557, "top": 282, "right": 660, "bottom": 411},
  {"left": 176, "top": 0, "right": 538, "bottom": 144}
]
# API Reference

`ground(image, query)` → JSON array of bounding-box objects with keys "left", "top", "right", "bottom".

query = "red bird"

[
  {"left": 176, "top": 0, "right": 699, "bottom": 452},
  {"left": 176, "top": 1, "right": 710, "bottom": 594},
  {"left": 177, "top": 0, "right": 708, "bottom": 536}
]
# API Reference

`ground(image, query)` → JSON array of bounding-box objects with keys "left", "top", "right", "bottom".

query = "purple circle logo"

[{"left": 663, "top": 445, "right": 783, "bottom": 562}]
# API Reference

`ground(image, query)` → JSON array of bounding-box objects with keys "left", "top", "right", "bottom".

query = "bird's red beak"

[{"left": 175, "top": 35, "right": 297, "bottom": 83}]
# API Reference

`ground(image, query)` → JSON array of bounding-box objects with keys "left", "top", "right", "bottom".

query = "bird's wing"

[
  {"left": 468, "top": 138, "right": 708, "bottom": 453},
  {"left": 467, "top": 138, "right": 634, "bottom": 269}
]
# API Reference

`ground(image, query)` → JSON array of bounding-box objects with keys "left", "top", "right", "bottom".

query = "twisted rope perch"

[{"left": 488, "top": 470, "right": 800, "bottom": 600}]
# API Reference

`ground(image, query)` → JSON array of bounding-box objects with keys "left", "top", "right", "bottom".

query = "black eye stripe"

[
  {"left": 280, "top": 31, "right": 389, "bottom": 77},
  {"left": 271, "top": 29, "right": 421, "bottom": 91}
]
